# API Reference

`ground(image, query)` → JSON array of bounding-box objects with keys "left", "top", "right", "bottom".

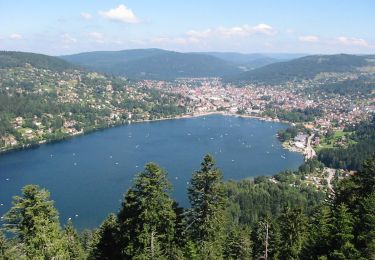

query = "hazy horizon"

[{"left": 1, "top": 47, "right": 374, "bottom": 58}]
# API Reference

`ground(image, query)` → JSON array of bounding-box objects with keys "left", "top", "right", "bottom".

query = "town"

[{"left": 1, "top": 65, "right": 374, "bottom": 160}]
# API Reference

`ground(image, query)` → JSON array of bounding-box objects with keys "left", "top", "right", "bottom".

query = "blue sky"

[{"left": 0, "top": 0, "right": 374, "bottom": 55}]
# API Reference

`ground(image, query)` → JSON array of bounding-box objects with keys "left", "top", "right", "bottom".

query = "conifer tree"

[
  {"left": 0, "top": 231, "right": 8, "bottom": 259},
  {"left": 64, "top": 219, "right": 85, "bottom": 259},
  {"left": 118, "top": 163, "right": 176, "bottom": 259},
  {"left": 358, "top": 192, "right": 375, "bottom": 259},
  {"left": 81, "top": 229, "right": 98, "bottom": 258},
  {"left": 3, "top": 185, "right": 69, "bottom": 259},
  {"left": 330, "top": 203, "right": 360, "bottom": 259},
  {"left": 89, "top": 213, "right": 121, "bottom": 260},
  {"left": 223, "top": 225, "right": 252, "bottom": 260},
  {"left": 187, "top": 154, "right": 227, "bottom": 258},
  {"left": 252, "top": 215, "right": 281, "bottom": 260},
  {"left": 278, "top": 207, "right": 307, "bottom": 260},
  {"left": 302, "top": 205, "right": 333, "bottom": 259}
]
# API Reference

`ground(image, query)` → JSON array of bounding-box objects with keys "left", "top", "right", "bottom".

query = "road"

[
  {"left": 325, "top": 168, "right": 335, "bottom": 192},
  {"left": 304, "top": 134, "right": 316, "bottom": 161}
]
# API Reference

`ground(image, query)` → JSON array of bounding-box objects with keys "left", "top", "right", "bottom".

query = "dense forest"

[
  {"left": 231, "top": 54, "right": 374, "bottom": 84},
  {"left": 310, "top": 77, "right": 375, "bottom": 97},
  {"left": 61, "top": 49, "right": 242, "bottom": 80},
  {"left": 264, "top": 107, "right": 324, "bottom": 123},
  {"left": 0, "top": 51, "right": 78, "bottom": 71},
  {"left": 1, "top": 154, "right": 374, "bottom": 259},
  {"left": 318, "top": 116, "right": 375, "bottom": 171}
]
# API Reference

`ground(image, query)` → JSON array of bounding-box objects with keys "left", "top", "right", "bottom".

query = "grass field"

[{"left": 316, "top": 130, "right": 356, "bottom": 151}]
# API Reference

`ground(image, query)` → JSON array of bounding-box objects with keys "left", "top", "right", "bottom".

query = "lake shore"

[{"left": 0, "top": 111, "right": 295, "bottom": 155}]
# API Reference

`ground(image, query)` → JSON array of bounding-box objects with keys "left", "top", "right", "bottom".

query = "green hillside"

[
  {"left": 61, "top": 49, "right": 243, "bottom": 79},
  {"left": 0, "top": 51, "right": 78, "bottom": 71},
  {"left": 231, "top": 54, "right": 375, "bottom": 84}
]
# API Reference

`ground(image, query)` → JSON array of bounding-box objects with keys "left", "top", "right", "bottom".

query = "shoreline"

[{"left": 0, "top": 111, "right": 304, "bottom": 157}]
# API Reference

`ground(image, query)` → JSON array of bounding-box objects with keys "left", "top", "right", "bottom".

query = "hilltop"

[
  {"left": 60, "top": 49, "right": 300, "bottom": 80},
  {"left": 60, "top": 49, "right": 241, "bottom": 80},
  {"left": 0, "top": 51, "right": 78, "bottom": 71},
  {"left": 230, "top": 53, "right": 375, "bottom": 84}
]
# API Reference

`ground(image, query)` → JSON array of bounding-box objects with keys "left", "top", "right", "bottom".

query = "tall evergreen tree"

[
  {"left": 252, "top": 215, "right": 281, "bottom": 260},
  {"left": 223, "top": 225, "right": 252, "bottom": 260},
  {"left": 278, "top": 207, "right": 307, "bottom": 260},
  {"left": 80, "top": 229, "right": 98, "bottom": 258},
  {"left": 118, "top": 163, "right": 176, "bottom": 259},
  {"left": 89, "top": 213, "right": 121, "bottom": 260},
  {"left": 302, "top": 205, "right": 333, "bottom": 259},
  {"left": 187, "top": 154, "right": 227, "bottom": 259},
  {"left": 0, "top": 230, "right": 8, "bottom": 259},
  {"left": 3, "top": 185, "right": 69, "bottom": 259},
  {"left": 332, "top": 155, "right": 375, "bottom": 257},
  {"left": 358, "top": 192, "right": 375, "bottom": 259},
  {"left": 330, "top": 203, "right": 360, "bottom": 260},
  {"left": 64, "top": 219, "right": 85, "bottom": 259}
]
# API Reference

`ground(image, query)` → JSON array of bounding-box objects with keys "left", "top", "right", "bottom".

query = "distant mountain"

[
  {"left": 197, "top": 52, "right": 271, "bottom": 64},
  {"left": 196, "top": 52, "right": 280, "bottom": 70},
  {"left": 0, "top": 51, "right": 78, "bottom": 71},
  {"left": 61, "top": 49, "right": 244, "bottom": 80},
  {"left": 230, "top": 54, "right": 375, "bottom": 84}
]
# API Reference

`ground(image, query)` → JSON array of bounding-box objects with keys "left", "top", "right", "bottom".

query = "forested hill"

[
  {"left": 230, "top": 54, "right": 375, "bottom": 84},
  {"left": 0, "top": 51, "right": 78, "bottom": 71},
  {"left": 61, "top": 49, "right": 243, "bottom": 80}
]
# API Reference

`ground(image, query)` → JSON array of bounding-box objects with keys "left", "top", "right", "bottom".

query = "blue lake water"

[{"left": 0, "top": 115, "right": 303, "bottom": 229}]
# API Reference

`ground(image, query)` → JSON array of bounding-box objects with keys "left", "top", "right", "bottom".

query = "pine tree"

[
  {"left": 63, "top": 219, "right": 85, "bottom": 259},
  {"left": 331, "top": 155, "right": 375, "bottom": 257},
  {"left": 278, "top": 206, "right": 307, "bottom": 260},
  {"left": 118, "top": 163, "right": 176, "bottom": 259},
  {"left": 223, "top": 225, "right": 252, "bottom": 260},
  {"left": 0, "top": 230, "right": 8, "bottom": 259},
  {"left": 89, "top": 213, "right": 121, "bottom": 260},
  {"left": 330, "top": 203, "right": 360, "bottom": 260},
  {"left": 252, "top": 215, "right": 281, "bottom": 260},
  {"left": 302, "top": 205, "right": 333, "bottom": 259},
  {"left": 3, "top": 185, "right": 69, "bottom": 259},
  {"left": 80, "top": 229, "right": 97, "bottom": 258},
  {"left": 187, "top": 154, "right": 227, "bottom": 258},
  {"left": 358, "top": 192, "right": 375, "bottom": 259},
  {"left": 183, "top": 240, "right": 201, "bottom": 260}
]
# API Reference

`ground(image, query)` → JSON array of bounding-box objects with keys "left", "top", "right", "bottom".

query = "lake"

[{"left": 0, "top": 114, "right": 303, "bottom": 229}]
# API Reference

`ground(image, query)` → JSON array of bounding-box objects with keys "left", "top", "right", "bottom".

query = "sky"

[{"left": 0, "top": 0, "right": 374, "bottom": 55}]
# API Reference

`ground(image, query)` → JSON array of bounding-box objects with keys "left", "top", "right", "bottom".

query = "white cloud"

[
  {"left": 186, "top": 24, "right": 276, "bottom": 39},
  {"left": 61, "top": 33, "right": 77, "bottom": 44},
  {"left": 252, "top": 24, "right": 276, "bottom": 35},
  {"left": 151, "top": 37, "right": 199, "bottom": 45},
  {"left": 80, "top": 12, "right": 92, "bottom": 20},
  {"left": 99, "top": 4, "right": 139, "bottom": 24},
  {"left": 299, "top": 35, "right": 319, "bottom": 42},
  {"left": 9, "top": 33, "right": 23, "bottom": 40},
  {"left": 286, "top": 28, "right": 295, "bottom": 34},
  {"left": 88, "top": 32, "right": 104, "bottom": 43},
  {"left": 186, "top": 29, "right": 212, "bottom": 39},
  {"left": 337, "top": 36, "right": 368, "bottom": 47}
]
